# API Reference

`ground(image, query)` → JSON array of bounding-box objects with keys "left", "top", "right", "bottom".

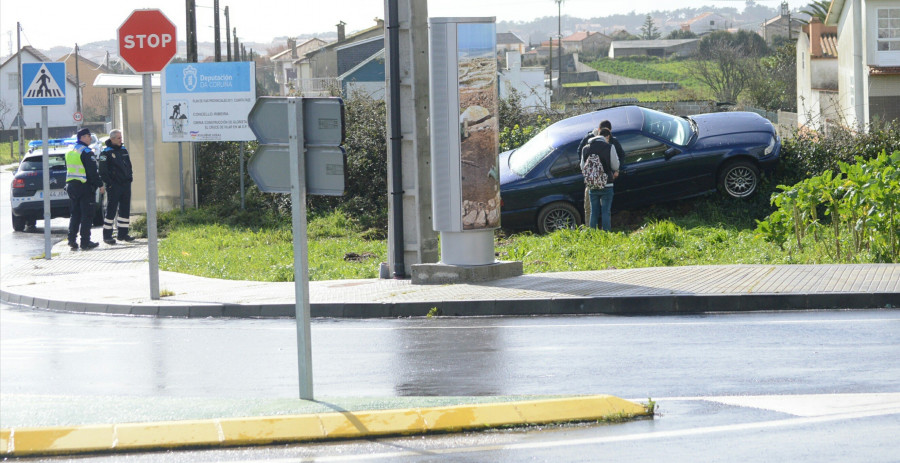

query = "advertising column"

[{"left": 429, "top": 17, "right": 499, "bottom": 266}]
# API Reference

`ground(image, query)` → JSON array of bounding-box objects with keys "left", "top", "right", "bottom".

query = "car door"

[
  {"left": 613, "top": 132, "right": 700, "bottom": 208},
  {"left": 546, "top": 140, "right": 586, "bottom": 208}
]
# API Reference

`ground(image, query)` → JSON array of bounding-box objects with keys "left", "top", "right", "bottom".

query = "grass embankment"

[
  {"left": 581, "top": 58, "right": 714, "bottom": 102},
  {"left": 141, "top": 193, "right": 879, "bottom": 282},
  {"left": 1, "top": 140, "right": 21, "bottom": 165}
]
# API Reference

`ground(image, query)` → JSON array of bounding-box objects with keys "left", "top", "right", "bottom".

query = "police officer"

[
  {"left": 98, "top": 129, "right": 135, "bottom": 244},
  {"left": 65, "top": 128, "right": 103, "bottom": 250}
]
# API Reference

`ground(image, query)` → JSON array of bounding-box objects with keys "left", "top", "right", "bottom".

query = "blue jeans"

[{"left": 588, "top": 186, "right": 614, "bottom": 231}]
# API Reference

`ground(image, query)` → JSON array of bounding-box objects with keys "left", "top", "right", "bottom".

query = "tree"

[
  {"left": 747, "top": 42, "right": 797, "bottom": 112},
  {"left": 666, "top": 29, "right": 697, "bottom": 39},
  {"left": 641, "top": 14, "right": 661, "bottom": 40},
  {"left": 800, "top": 0, "right": 830, "bottom": 23},
  {"left": 690, "top": 31, "right": 768, "bottom": 103}
]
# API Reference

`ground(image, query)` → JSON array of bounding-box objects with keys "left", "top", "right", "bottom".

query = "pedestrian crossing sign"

[{"left": 22, "top": 62, "right": 66, "bottom": 106}]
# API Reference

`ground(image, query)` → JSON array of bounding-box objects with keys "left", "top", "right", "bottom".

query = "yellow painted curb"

[{"left": 1, "top": 395, "right": 649, "bottom": 457}]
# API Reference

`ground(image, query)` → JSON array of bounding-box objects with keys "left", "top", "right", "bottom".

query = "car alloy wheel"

[
  {"left": 720, "top": 161, "right": 759, "bottom": 198},
  {"left": 537, "top": 201, "right": 581, "bottom": 234}
]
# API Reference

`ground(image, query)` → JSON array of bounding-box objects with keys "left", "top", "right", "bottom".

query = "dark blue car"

[{"left": 499, "top": 105, "right": 781, "bottom": 233}]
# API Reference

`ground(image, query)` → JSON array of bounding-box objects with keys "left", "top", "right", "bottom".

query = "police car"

[{"left": 9, "top": 137, "right": 105, "bottom": 231}]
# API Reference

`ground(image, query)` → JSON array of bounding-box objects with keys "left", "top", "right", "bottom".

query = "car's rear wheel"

[
  {"left": 12, "top": 214, "right": 26, "bottom": 232},
  {"left": 719, "top": 160, "right": 759, "bottom": 198},
  {"left": 536, "top": 202, "right": 581, "bottom": 234}
]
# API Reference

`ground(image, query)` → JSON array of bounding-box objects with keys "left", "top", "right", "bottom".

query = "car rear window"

[
  {"left": 19, "top": 155, "right": 66, "bottom": 172},
  {"left": 508, "top": 130, "right": 555, "bottom": 176}
]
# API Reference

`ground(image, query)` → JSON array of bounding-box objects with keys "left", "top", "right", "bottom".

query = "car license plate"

[{"left": 47, "top": 189, "right": 68, "bottom": 199}]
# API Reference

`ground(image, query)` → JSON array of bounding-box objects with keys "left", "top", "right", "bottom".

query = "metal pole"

[
  {"left": 387, "top": 0, "right": 406, "bottom": 278},
  {"left": 178, "top": 142, "right": 185, "bottom": 211},
  {"left": 214, "top": 0, "right": 221, "bottom": 62},
  {"left": 225, "top": 6, "right": 232, "bottom": 62},
  {"left": 16, "top": 23, "right": 25, "bottom": 160},
  {"left": 186, "top": 0, "right": 198, "bottom": 62},
  {"left": 74, "top": 44, "right": 82, "bottom": 124},
  {"left": 239, "top": 141, "right": 245, "bottom": 210},
  {"left": 142, "top": 74, "right": 160, "bottom": 300},
  {"left": 288, "top": 98, "right": 313, "bottom": 400},
  {"left": 41, "top": 107, "right": 51, "bottom": 260}
]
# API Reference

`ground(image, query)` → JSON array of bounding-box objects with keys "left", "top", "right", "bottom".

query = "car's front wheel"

[
  {"left": 719, "top": 160, "right": 759, "bottom": 198},
  {"left": 12, "top": 213, "right": 26, "bottom": 232},
  {"left": 536, "top": 201, "right": 581, "bottom": 234}
]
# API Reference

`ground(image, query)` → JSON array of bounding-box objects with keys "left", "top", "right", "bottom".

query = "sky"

[{"left": 1, "top": 0, "right": 805, "bottom": 60}]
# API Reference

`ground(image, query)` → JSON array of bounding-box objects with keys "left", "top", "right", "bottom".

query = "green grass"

[
  {"left": 156, "top": 211, "right": 387, "bottom": 281},
  {"left": 563, "top": 81, "right": 610, "bottom": 88},
  {"left": 583, "top": 58, "right": 714, "bottom": 101},
  {"left": 1, "top": 139, "right": 22, "bottom": 165},
  {"left": 149, "top": 195, "right": 885, "bottom": 283}
]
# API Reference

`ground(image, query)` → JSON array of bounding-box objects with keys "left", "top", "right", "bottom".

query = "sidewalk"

[
  {"left": 1, "top": 239, "right": 898, "bottom": 457},
  {"left": 1, "top": 239, "right": 898, "bottom": 318}
]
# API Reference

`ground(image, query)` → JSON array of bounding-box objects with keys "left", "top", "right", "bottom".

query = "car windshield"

[
  {"left": 640, "top": 107, "right": 693, "bottom": 146},
  {"left": 508, "top": 129, "right": 555, "bottom": 176},
  {"left": 19, "top": 155, "right": 66, "bottom": 172}
]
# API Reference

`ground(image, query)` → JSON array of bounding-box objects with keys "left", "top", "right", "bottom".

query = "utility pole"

[
  {"left": 225, "top": 6, "right": 232, "bottom": 61},
  {"left": 186, "top": 0, "right": 198, "bottom": 62},
  {"left": 233, "top": 28, "right": 239, "bottom": 61},
  {"left": 106, "top": 51, "right": 112, "bottom": 123},
  {"left": 16, "top": 22, "right": 24, "bottom": 159},
  {"left": 557, "top": 0, "right": 563, "bottom": 91},
  {"left": 74, "top": 43, "right": 82, "bottom": 126},
  {"left": 548, "top": 36, "right": 553, "bottom": 104},
  {"left": 214, "top": 0, "right": 221, "bottom": 62}
]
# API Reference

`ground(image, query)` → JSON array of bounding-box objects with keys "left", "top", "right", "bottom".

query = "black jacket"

[
  {"left": 576, "top": 130, "right": 625, "bottom": 165},
  {"left": 98, "top": 140, "right": 134, "bottom": 187}
]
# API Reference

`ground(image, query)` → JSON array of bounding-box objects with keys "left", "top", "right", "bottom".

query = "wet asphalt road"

[{"left": 2, "top": 167, "right": 899, "bottom": 461}]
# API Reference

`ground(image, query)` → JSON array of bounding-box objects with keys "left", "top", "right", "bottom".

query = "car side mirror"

[{"left": 665, "top": 147, "right": 681, "bottom": 160}]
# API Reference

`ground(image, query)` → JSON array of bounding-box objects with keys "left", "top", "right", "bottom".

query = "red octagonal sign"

[{"left": 118, "top": 9, "right": 177, "bottom": 73}]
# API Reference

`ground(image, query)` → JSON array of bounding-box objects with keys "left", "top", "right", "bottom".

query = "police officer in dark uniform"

[
  {"left": 98, "top": 129, "right": 135, "bottom": 244},
  {"left": 65, "top": 128, "right": 103, "bottom": 250}
]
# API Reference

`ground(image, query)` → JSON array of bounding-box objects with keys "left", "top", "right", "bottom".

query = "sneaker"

[
  {"left": 80, "top": 241, "right": 100, "bottom": 250},
  {"left": 68, "top": 242, "right": 78, "bottom": 250},
  {"left": 118, "top": 235, "right": 136, "bottom": 242},
  {"left": 103, "top": 238, "right": 117, "bottom": 245}
]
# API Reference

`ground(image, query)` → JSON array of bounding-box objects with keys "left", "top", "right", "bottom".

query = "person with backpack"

[
  {"left": 581, "top": 128, "right": 619, "bottom": 231},
  {"left": 577, "top": 120, "right": 625, "bottom": 225}
]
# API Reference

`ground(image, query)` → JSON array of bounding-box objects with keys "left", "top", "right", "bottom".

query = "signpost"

[
  {"left": 247, "top": 96, "right": 345, "bottom": 400},
  {"left": 22, "top": 62, "right": 66, "bottom": 261},
  {"left": 118, "top": 9, "right": 177, "bottom": 300}
]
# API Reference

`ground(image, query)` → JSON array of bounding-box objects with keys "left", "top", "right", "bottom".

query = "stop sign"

[{"left": 118, "top": 9, "right": 177, "bottom": 73}]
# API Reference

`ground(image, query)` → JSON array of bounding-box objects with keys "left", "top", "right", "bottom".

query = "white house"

[
  {"left": 498, "top": 51, "right": 550, "bottom": 112},
  {"left": 797, "top": 18, "right": 841, "bottom": 130},
  {"left": 1, "top": 46, "right": 80, "bottom": 130},
  {"left": 825, "top": 0, "right": 900, "bottom": 128},
  {"left": 681, "top": 12, "right": 731, "bottom": 35}
]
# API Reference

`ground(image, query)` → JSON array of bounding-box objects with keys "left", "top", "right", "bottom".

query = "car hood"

[{"left": 692, "top": 112, "right": 775, "bottom": 140}]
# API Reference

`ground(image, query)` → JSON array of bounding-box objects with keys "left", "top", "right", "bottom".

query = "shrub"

[{"left": 757, "top": 150, "right": 900, "bottom": 262}]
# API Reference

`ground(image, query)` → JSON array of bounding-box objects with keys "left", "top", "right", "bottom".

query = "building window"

[
  {"left": 7, "top": 73, "right": 17, "bottom": 90},
  {"left": 877, "top": 8, "right": 900, "bottom": 51}
]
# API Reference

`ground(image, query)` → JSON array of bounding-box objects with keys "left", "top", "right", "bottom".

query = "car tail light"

[{"left": 12, "top": 178, "right": 25, "bottom": 189}]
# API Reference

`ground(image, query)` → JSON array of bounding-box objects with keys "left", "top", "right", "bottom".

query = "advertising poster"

[
  {"left": 457, "top": 22, "right": 499, "bottom": 230},
  {"left": 161, "top": 62, "right": 256, "bottom": 142}
]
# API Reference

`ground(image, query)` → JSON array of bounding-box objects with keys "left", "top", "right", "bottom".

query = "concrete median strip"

[{"left": 0, "top": 395, "right": 647, "bottom": 457}]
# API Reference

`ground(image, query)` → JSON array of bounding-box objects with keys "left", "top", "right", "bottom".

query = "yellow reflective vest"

[{"left": 65, "top": 145, "right": 88, "bottom": 183}]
